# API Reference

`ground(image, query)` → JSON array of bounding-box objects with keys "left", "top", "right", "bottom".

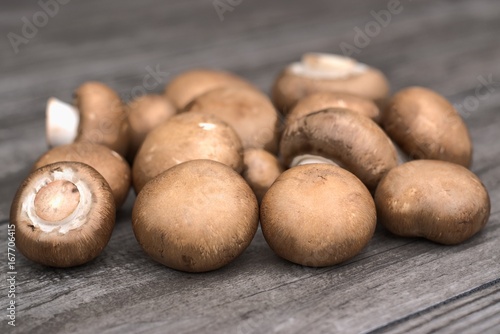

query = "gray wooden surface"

[{"left": 1, "top": 0, "right": 499, "bottom": 333}]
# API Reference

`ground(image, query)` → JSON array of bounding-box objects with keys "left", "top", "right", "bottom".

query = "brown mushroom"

[
  {"left": 33, "top": 143, "right": 131, "bottom": 208},
  {"left": 132, "top": 159, "right": 259, "bottom": 272},
  {"left": 132, "top": 112, "right": 243, "bottom": 193},
  {"left": 127, "top": 94, "right": 177, "bottom": 159},
  {"left": 382, "top": 86, "right": 472, "bottom": 168},
  {"left": 165, "top": 69, "right": 256, "bottom": 110},
  {"left": 286, "top": 91, "right": 380, "bottom": 125},
  {"left": 260, "top": 163, "right": 376, "bottom": 267},
  {"left": 280, "top": 108, "right": 398, "bottom": 191},
  {"left": 375, "top": 160, "right": 490, "bottom": 245},
  {"left": 272, "top": 53, "right": 390, "bottom": 114},
  {"left": 184, "top": 87, "right": 281, "bottom": 153},
  {"left": 242, "top": 149, "right": 283, "bottom": 203},
  {"left": 46, "top": 82, "right": 129, "bottom": 157},
  {"left": 10, "top": 162, "right": 115, "bottom": 267}
]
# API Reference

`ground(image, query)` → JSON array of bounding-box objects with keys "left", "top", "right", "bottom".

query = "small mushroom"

[
  {"left": 382, "top": 86, "right": 472, "bottom": 168},
  {"left": 260, "top": 164, "right": 376, "bottom": 267},
  {"left": 165, "top": 69, "right": 256, "bottom": 110},
  {"left": 10, "top": 162, "right": 115, "bottom": 267},
  {"left": 272, "top": 53, "right": 390, "bottom": 113},
  {"left": 132, "top": 112, "right": 243, "bottom": 193},
  {"left": 33, "top": 143, "right": 131, "bottom": 208},
  {"left": 184, "top": 87, "right": 281, "bottom": 153},
  {"left": 280, "top": 108, "right": 398, "bottom": 191},
  {"left": 132, "top": 159, "right": 259, "bottom": 272},
  {"left": 127, "top": 94, "right": 177, "bottom": 159},
  {"left": 286, "top": 91, "right": 380, "bottom": 125},
  {"left": 46, "top": 82, "right": 129, "bottom": 156},
  {"left": 375, "top": 160, "right": 490, "bottom": 245},
  {"left": 242, "top": 148, "right": 283, "bottom": 203}
]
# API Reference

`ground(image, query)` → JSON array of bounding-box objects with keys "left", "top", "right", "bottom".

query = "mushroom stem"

[
  {"left": 46, "top": 98, "right": 79, "bottom": 147},
  {"left": 290, "top": 53, "right": 368, "bottom": 79},
  {"left": 291, "top": 154, "right": 341, "bottom": 167}
]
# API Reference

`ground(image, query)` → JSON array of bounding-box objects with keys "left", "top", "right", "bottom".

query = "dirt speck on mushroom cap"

[
  {"left": 375, "top": 160, "right": 490, "bottom": 245},
  {"left": 132, "top": 159, "right": 259, "bottom": 272}
]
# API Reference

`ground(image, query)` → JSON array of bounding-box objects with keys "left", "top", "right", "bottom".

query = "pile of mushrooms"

[{"left": 10, "top": 52, "right": 490, "bottom": 271}]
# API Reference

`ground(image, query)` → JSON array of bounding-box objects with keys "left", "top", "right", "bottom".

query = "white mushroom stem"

[
  {"left": 289, "top": 53, "right": 368, "bottom": 79},
  {"left": 291, "top": 154, "right": 341, "bottom": 167},
  {"left": 46, "top": 97, "right": 80, "bottom": 147}
]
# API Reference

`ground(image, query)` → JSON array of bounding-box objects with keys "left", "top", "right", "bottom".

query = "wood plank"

[{"left": 373, "top": 280, "right": 500, "bottom": 333}]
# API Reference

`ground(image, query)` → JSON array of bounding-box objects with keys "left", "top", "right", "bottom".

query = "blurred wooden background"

[{"left": 1, "top": 0, "right": 499, "bottom": 333}]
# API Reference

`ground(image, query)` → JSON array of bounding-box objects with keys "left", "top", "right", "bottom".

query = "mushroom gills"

[
  {"left": 291, "top": 154, "right": 341, "bottom": 167},
  {"left": 23, "top": 167, "right": 91, "bottom": 234}
]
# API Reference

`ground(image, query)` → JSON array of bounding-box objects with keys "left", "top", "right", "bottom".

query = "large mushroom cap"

[
  {"left": 375, "top": 160, "right": 490, "bottom": 245},
  {"left": 286, "top": 91, "right": 380, "bottom": 124},
  {"left": 132, "top": 159, "right": 259, "bottom": 272},
  {"left": 165, "top": 69, "right": 256, "bottom": 110},
  {"left": 272, "top": 53, "right": 389, "bottom": 114},
  {"left": 382, "top": 86, "right": 472, "bottom": 168},
  {"left": 10, "top": 162, "right": 115, "bottom": 267},
  {"left": 280, "top": 108, "right": 398, "bottom": 191},
  {"left": 132, "top": 112, "right": 244, "bottom": 193},
  {"left": 127, "top": 94, "right": 177, "bottom": 159},
  {"left": 242, "top": 148, "right": 283, "bottom": 203},
  {"left": 184, "top": 87, "right": 281, "bottom": 153},
  {"left": 74, "top": 81, "right": 129, "bottom": 156},
  {"left": 33, "top": 143, "right": 131, "bottom": 208},
  {"left": 260, "top": 164, "right": 376, "bottom": 267}
]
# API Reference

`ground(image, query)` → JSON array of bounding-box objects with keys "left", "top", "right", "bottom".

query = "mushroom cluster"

[{"left": 10, "top": 53, "right": 490, "bottom": 271}]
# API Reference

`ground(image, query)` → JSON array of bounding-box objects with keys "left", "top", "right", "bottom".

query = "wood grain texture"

[{"left": 1, "top": 0, "right": 499, "bottom": 333}]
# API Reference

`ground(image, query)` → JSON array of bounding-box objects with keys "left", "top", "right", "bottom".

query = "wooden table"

[{"left": 1, "top": 0, "right": 499, "bottom": 332}]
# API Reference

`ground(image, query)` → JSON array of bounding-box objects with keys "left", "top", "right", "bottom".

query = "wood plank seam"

[{"left": 366, "top": 277, "right": 500, "bottom": 333}]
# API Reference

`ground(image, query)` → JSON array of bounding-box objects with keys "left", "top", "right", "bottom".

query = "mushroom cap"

[
  {"left": 242, "top": 148, "right": 283, "bottom": 203},
  {"left": 271, "top": 53, "right": 390, "bottom": 114},
  {"left": 184, "top": 87, "right": 281, "bottom": 153},
  {"left": 165, "top": 69, "right": 256, "bottom": 110},
  {"left": 74, "top": 81, "right": 129, "bottom": 156},
  {"left": 286, "top": 91, "right": 380, "bottom": 124},
  {"left": 132, "top": 112, "right": 244, "bottom": 193},
  {"left": 33, "top": 143, "right": 131, "bottom": 208},
  {"left": 10, "top": 162, "right": 115, "bottom": 267},
  {"left": 280, "top": 108, "right": 398, "bottom": 191},
  {"left": 382, "top": 86, "right": 472, "bottom": 168},
  {"left": 374, "top": 160, "right": 490, "bottom": 245},
  {"left": 132, "top": 159, "right": 259, "bottom": 272},
  {"left": 127, "top": 94, "right": 177, "bottom": 158},
  {"left": 260, "top": 164, "right": 376, "bottom": 267}
]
